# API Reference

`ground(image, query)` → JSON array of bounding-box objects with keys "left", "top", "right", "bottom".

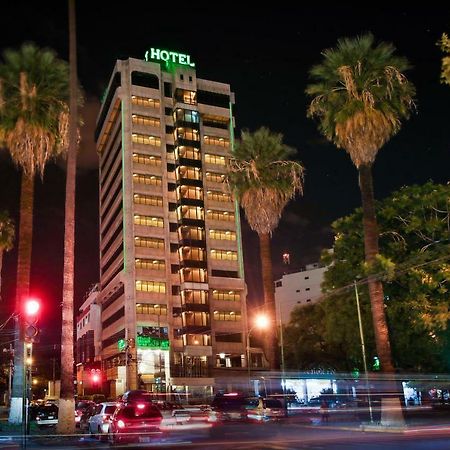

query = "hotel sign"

[
  {"left": 118, "top": 337, "right": 170, "bottom": 351},
  {"left": 145, "top": 48, "right": 195, "bottom": 68}
]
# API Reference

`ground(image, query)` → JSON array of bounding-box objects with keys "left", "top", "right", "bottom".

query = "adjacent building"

[
  {"left": 274, "top": 263, "right": 326, "bottom": 325},
  {"left": 95, "top": 49, "right": 250, "bottom": 399}
]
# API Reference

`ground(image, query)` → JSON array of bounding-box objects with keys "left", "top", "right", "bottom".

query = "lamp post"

[
  {"left": 354, "top": 281, "right": 374, "bottom": 423},
  {"left": 247, "top": 315, "right": 270, "bottom": 394}
]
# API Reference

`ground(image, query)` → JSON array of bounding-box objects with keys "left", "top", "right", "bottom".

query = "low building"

[{"left": 274, "top": 263, "right": 326, "bottom": 325}]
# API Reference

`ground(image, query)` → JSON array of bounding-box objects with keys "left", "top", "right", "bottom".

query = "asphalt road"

[{"left": 2, "top": 420, "right": 450, "bottom": 449}]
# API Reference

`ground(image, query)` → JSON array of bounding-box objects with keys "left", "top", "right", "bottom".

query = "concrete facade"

[{"left": 95, "top": 54, "right": 250, "bottom": 400}]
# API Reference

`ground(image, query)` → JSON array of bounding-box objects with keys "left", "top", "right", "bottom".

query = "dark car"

[
  {"left": 210, "top": 392, "right": 250, "bottom": 422},
  {"left": 35, "top": 404, "right": 58, "bottom": 428},
  {"left": 75, "top": 400, "right": 95, "bottom": 427},
  {"left": 109, "top": 401, "right": 163, "bottom": 444}
]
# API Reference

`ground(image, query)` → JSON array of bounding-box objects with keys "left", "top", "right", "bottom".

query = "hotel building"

[{"left": 95, "top": 50, "right": 249, "bottom": 399}]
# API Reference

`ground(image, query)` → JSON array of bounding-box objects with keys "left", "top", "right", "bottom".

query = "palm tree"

[
  {"left": 227, "top": 127, "right": 304, "bottom": 370},
  {"left": 306, "top": 33, "right": 415, "bottom": 425},
  {"left": 0, "top": 210, "right": 14, "bottom": 299},
  {"left": 57, "top": 0, "right": 79, "bottom": 433},
  {"left": 0, "top": 43, "right": 70, "bottom": 424},
  {"left": 439, "top": 33, "right": 450, "bottom": 85}
]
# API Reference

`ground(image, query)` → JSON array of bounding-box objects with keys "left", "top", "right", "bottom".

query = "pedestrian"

[{"left": 320, "top": 399, "right": 329, "bottom": 423}]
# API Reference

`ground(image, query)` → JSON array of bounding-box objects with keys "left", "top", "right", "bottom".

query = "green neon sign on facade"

[
  {"left": 118, "top": 337, "right": 170, "bottom": 351},
  {"left": 145, "top": 48, "right": 195, "bottom": 68}
]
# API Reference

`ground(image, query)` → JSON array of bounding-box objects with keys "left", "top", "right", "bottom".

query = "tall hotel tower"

[{"left": 95, "top": 49, "right": 248, "bottom": 398}]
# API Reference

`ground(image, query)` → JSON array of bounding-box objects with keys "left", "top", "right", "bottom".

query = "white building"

[{"left": 275, "top": 263, "right": 326, "bottom": 325}]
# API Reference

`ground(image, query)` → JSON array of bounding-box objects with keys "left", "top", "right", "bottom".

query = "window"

[
  {"left": 134, "top": 236, "right": 164, "bottom": 249},
  {"left": 305, "top": 276, "right": 310, "bottom": 280},
  {"left": 175, "top": 89, "right": 197, "bottom": 105},
  {"left": 206, "top": 190, "right": 231, "bottom": 202},
  {"left": 180, "top": 74, "right": 184, "bottom": 81},
  {"left": 210, "top": 249, "right": 238, "bottom": 261},
  {"left": 133, "top": 173, "right": 162, "bottom": 187},
  {"left": 136, "top": 303, "right": 167, "bottom": 315},
  {"left": 215, "top": 332, "right": 242, "bottom": 342},
  {"left": 203, "top": 135, "right": 230, "bottom": 148},
  {"left": 189, "top": 76, "right": 193, "bottom": 82},
  {"left": 178, "top": 226, "right": 204, "bottom": 241},
  {"left": 306, "top": 287, "right": 310, "bottom": 291},
  {"left": 197, "top": 90, "right": 229, "bottom": 108},
  {"left": 173, "top": 108, "right": 199, "bottom": 124},
  {"left": 275, "top": 281, "right": 282, "bottom": 287},
  {"left": 175, "top": 127, "right": 200, "bottom": 141},
  {"left": 135, "top": 258, "right": 165, "bottom": 271},
  {"left": 177, "top": 185, "right": 203, "bottom": 201},
  {"left": 132, "top": 114, "right": 160, "bottom": 128},
  {"left": 131, "top": 96, "right": 160, "bottom": 109},
  {"left": 181, "top": 290, "right": 208, "bottom": 305},
  {"left": 177, "top": 205, "right": 204, "bottom": 221},
  {"left": 176, "top": 146, "right": 201, "bottom": 160},
  {"left": 180, "top": 268, "right": 207, "bottom": 283},
  {"left": 213, "top": 310, "right": 241, "bottom": 321},
  {"left": 133, "top": 153, "right": 162, "bottom": 166},
  {"left": 134, "top": 215, "right": 163, "bottom": 227},
  {"left": 183, "top": 334, "right": 210, "bottom": 346},
  {"left": 132, "top": 133, "right": 161, "bottom": 146},
  {"left": 212, "top": 290, "right": 239, "bottom": 302},
  {"left": 133, "top": 194, "right": 163, "bottom": 207},
  {"left": 205, "top": 154, "right": 226, "bottom": 166},
  {"left": 209, "top": 229, "right": 236, "bottom": 241},
  {"left": 211, "top": 269, "right": 239, "bottom": 278},
  {"left": 131, "top": 72, "right": 159, "bottom": 89},
  {"left": 135, "top": 280, "right": 166, "bottom": 294},
  {"left": 206, "top": 209, "right": 235, "bottom": 222},
  {"left": 179, "top": 246, "right": 206, "bottom": 262},
  {"left": 176, "top": 166, "right": 202, "bottom": 181},
  {"left": 164, "top": 82, "right": 172, "bottom": 98},
  {"left": 182, "top": 311, "right": 210, "bottom": 326},
  {"left": 205, "top": 172, "right": 225, "bottom": 183},
  {"left": 202, "top": 114, "right": 229, "bottom": 129},
  {"left": 306, "top": 299, "right": 312, "bottom": 302}
]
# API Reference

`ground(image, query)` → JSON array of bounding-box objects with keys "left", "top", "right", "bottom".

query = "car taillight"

[{"left": 117, "top": 419, "right": 125, "bottom": 429}]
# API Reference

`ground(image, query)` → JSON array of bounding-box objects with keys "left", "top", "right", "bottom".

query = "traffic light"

[
  {"left": 90, "top": 368, "right": 101, "bottom": 384},
  {"left": 23, "top": 298, "right": 40, "bottom": 343}
]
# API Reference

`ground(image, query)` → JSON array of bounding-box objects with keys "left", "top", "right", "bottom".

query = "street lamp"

[{"left": 247, "top": 314, "right": 270, "bottom": 394}]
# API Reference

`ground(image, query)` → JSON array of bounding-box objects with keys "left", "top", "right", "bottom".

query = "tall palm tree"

[
  {"left": 0, "top": 210, "right": 14, "bottom": 299},
  {"left": 0, "top": 43, "right": 70, "bottom": 424},
  {"left": 306, "top": 33, "right": 415, "bottom": 425},
  {"left": 57, "top": 0, "right": 79, "bottom": 433},
  {"left": 227, "top": 127, "right": 304, "bottom": 370},
  {"left": 439, "top": 33, "right": 450, "bottom": 85}
]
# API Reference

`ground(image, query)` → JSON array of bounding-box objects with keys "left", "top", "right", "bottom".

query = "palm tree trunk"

[
  {"left": 258, "top": 232, "right": 277, "bottom": 370},
  {"left": 9, "top": 175, "right": 33, "bottom": 424},
  {"left": 57, "top": 0, "right": 77, "bottom": 433},
  {"left": 359, "top": 164, "right": 403, "bottom": 426},
  {"left": 0, "top": 249, "right": 3, "bottom": 299}
]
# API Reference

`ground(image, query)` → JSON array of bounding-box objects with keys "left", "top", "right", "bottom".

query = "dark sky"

[{"left": 1, "top": 4, "right": 450, "bottom": 372}]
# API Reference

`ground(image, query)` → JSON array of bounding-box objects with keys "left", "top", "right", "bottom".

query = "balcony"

[{"left": 171, "top": 364, "right": 211, "bottom": 378}]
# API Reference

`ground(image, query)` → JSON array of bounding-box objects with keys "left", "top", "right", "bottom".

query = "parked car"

[
  {"left": 88, "top": 402, "right": 117, "bottom": 439},
  {"left": 210, "top": 392, "right": 250, "bottom": 422},
  {"left": 109, "top": 401, "right": 163, "bottom": 444},
  {"left": 75, "top": 400, "right": 95, "bottom": 427},
  {"left": 35, "top": 404, "right": 58, "bottom": 428},
  {"left": 247, "top": 398, "right": 287, "bottom": 421}
]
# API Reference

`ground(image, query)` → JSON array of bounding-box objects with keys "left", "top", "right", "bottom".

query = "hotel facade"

[{"left": 95, "top": 50, "right": 251, "bottom": 399}]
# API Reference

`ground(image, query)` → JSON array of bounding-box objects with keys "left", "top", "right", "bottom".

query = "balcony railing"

[{"left": 171, "top": 364, "right": 211, "bottom": 378}]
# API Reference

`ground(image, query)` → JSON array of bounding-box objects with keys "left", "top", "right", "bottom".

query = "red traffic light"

[
  {"left": 24, "top": 299, "right": 40, "bottom": 316},
  {"left": 92, "top": 373, "right": 100, "bottom": 383}
]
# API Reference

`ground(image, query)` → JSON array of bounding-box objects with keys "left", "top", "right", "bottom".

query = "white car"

[{"left": 87, "top": 402, "right": 117, "bottom": 438}]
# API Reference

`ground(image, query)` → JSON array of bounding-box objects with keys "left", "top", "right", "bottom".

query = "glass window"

[
  {"left": 181, "top": 290, "right": 208, "bottom": 305},
  {"left": 132, "top": 133, "right": 161, "bottom": 147},
  {"left": 135, "top": 258, "right": 165, "bottom": 271},
  {"left": 136, "top": 303, "right": 167, "bottom": 315},
  {"left": 178, "top": 226, "right": 204, "bottom": 241},
  {"left": 180, "top": 268, "right": 207, "bottom": 283},
  {"left": 213, "top": 311, "right": 241, "bottom": 321},
  {"left": 133, "top": 194, "right": 163, "bottom": 206},
  {"left": 203, "top": 135, "right": 230, "bottom": 148},
  {"left": 183, "top": 334, "right": 210, "bottom": 346},
  {"left": 135, "top": 280, "right": 166, "bottom": 294},
  {"left": 212, "top": 290, "right": 240, "bottom": 302},
  {"left": 206, "top": 209, "right": 235, "bottom": 222},
  {"left": 133, "top": 173, "right": 162, "bottom": 186},
  {"left": 132, "top": 114, "right": 160, "bottom": 127},
  {"left": 134, "top": 236, "right": 164, "bottom": 249},
  {"left": 175, "top": 89, "right": 197, "bottom": 105},
  {"left": 176, "top": 166, "right": 202, "bottom": 181},
  {"left": 205, "top": 154, "right": 226, "bottom": 166},
  {"left": 176, "top": 146, "right": 201, "bottom": 160},
  {"left": 206, "top": 190, "right": 232, "bottom": 202},
  {"left": 177, "top": 205, "right": 204, "bottom": 221},
  {"left": 205, "top": 172, "right": 225, "bottom": 183},
  {"left": 209, "top": 229, "right": 236, "bottom": 241},
  {"left": 182, "top": 311, "right": 210, "bottom": 326},
  {"left": 175, "top": 127, "right": 200, "bottom": 142},
  {"left": 133, "top": 153, "right": 162, "bottom": 166},
  {"left": 210, "top": 249, "right": 238, "bottom": 261},
  {"left": 173, "top": 108, "right": 199, "bottom": 124},
  {"left": 178, "top": 246, "right": 206, "bottom": 262},
  {"left": 177, "top": 185, "right": 203, "bottom": 201},
  {"left": 131, "top": 96, "right": 160, "bottom": 109},
  {"left": 134, "top": 215, "right": 164, "bottom": 227}
]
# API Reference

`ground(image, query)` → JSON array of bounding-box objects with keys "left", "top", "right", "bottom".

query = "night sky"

[{"left": 1, "top": 4, "right": 450, "bottom": 376}]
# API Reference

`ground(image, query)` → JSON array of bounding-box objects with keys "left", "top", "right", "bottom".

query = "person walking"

[{"left": 320, "top": 399, "right": 329, "bottom": 424}]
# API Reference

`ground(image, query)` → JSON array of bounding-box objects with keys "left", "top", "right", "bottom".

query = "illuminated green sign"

[
  {"left": 145, "top": 48, "right": 195, "bottom": 68},
  {"left": 118, "top": 336, "right": 170, "bottom": 351}
]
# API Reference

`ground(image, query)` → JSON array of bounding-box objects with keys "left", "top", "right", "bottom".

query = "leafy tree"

[
  {"left": 306, "top": 33, "right": 415, "bottom": 388},
  {"left": 285, "top": 183, "right": 450, "bottom": 374},
  {"left": 0, "top": 211, "right": 14, "bottom": 300},
  {"left": 227, "top": 127, "right": 304, "bottom": 369},
  {"left": 439, "top": 33, "right": 450, "bottom": 85},
  {"left": 0, "top": 43, "right": 70, "bottom": 424}
]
